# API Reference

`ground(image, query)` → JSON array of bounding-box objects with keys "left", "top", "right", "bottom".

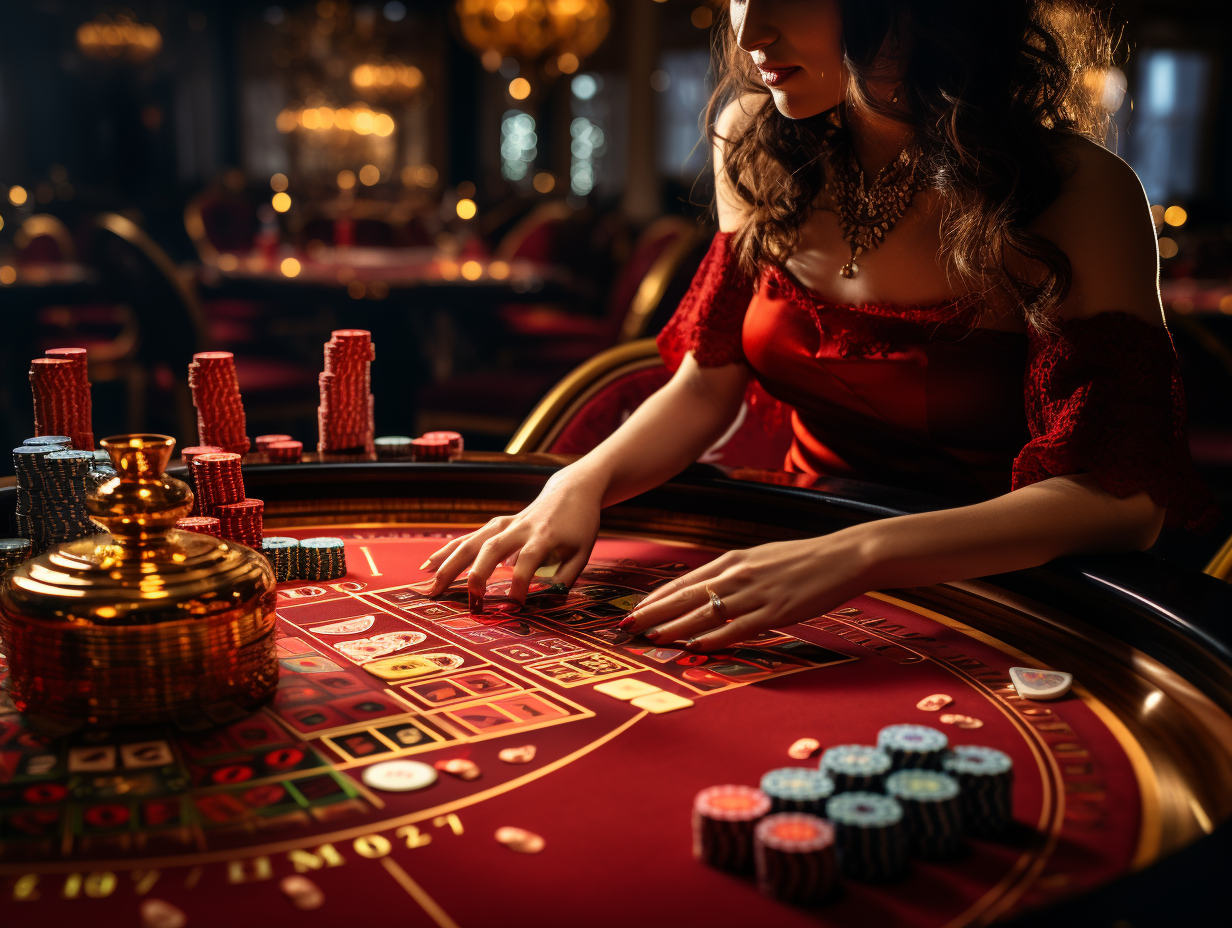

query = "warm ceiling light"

[
  {"left": 270, "top": 173, "right": 289, "bottom": 192},
  {"left": 76, "top": 14, "right": 162, "bottom": 63},
  {"left": 455, "top": 198, "right": 478, "bottom": 220},
  {"left": 358, "top": 164, "right": 381, "bottom": 186},
  {"left": 280, "top": 257, "right": 302, "bottom": 277},
  {"left": 271, "top": 192, "right": 292, "bottom": 212}
]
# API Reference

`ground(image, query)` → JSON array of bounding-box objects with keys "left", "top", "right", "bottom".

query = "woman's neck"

[{"left": 844, "top": 101, "right": 914, "bottom": 178}]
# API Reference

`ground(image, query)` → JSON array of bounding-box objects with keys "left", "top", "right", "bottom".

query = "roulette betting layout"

[{"left": 2, "top": 457, "right": 1231, "bottom": 926}]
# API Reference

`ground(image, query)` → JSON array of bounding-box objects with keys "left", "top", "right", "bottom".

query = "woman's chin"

[{"left": 769, "top": 89, "right": 832, "bottom": 121}]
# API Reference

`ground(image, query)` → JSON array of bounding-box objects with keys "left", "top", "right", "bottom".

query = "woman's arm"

[{"left": 627, "top": 136, "right": 1178, "bottom": 648}]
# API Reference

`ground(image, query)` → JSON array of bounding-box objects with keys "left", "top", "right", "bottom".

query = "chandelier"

[
  {"left": 351, "top": 58, "right": 425, "bottom": 99},
  {"left": 76, "top": 13, "right": 162, "bottom": 63},
  {"left": 454, "top": 0, "right": 609, "bottom": 68}
]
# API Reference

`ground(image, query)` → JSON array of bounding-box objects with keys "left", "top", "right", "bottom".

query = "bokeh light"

[
  {"left": 9, "top": 186, "right": 27, "bottom": 206},
  {"left": 691, "top": 6, "right": 713, "bottom": 28},
  {"left": 358, "top": 164, "right": 381, "bottom": 186},
  {"left": 270, "top": 173, "right": 289, "bottom": 192},
  {"left": 489, "top": 260, "right": 510, "bottom": 280},
  {"left": 0, "top": 266, "right": 16, "bottom": 285},
  {"left": 280, "top": 257, "right": 302, "bottom": 277},
  {"left": 461, "top": 260, "right": 483, "bottom": 280},
  {"left": 558, "top": 52, "right": 579, "bottom": 74},
  {"left": 337, "top": 170, "right": 357, "bottom": 190},
  {"left": 509, "top": 77, "right": 531, "bottom": 100},
  {"left": 1164, "top": 205, "right": 1188, "bottom": 227},
  {"left": 456, "top": 198, "right": 478, "bottom": 220},
  {"left": 1158, "top": 237, "right": 1179, "bottom": 259},
  {"left": 271, "top": 192, "right": 292, "bottom": 212},
  {"left": 533, "top": 172, "right": 556, "bottom": 193}
]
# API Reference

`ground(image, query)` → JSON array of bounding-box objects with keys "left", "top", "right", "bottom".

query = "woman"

[{"left": 427, "top": 0, "right": 1215, "bottom": 649}]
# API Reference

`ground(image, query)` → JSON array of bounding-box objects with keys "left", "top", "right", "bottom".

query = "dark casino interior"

[{"left": 1, "top": 1, "right": 1232, "bottom": 926}]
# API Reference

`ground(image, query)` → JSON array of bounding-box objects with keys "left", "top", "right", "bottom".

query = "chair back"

[
  {"left": 615, "top": 218, "right": 708, "bottom": 341},
  {"left": 185, "top": 191, "right": 258, "bottom": 263},
  {"left": 494, "top": 200, "right": 576, "bottom": 263},
  {"left": 15, "top": 214, "right": 76, "bottom": 264},
  {"left": 506, "top": 339, "right": 795, "bottom": 470}
]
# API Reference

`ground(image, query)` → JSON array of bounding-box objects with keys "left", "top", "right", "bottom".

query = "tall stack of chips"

[
  {"left": 188, "top": 351, "right": 250, "bottom": 454},
  {"left": 753, "top": 813, "right": 839, "bottom": 904},
  {"left": 174, "top": 516, "right": 222, "bottom": 539},
  {"left": 192, "top": 452, "right": 245, "bottom": 518},
  {"left": 692, "top": 785, "right": 771, "bottom": 873},
  {"left": 318, "top": 329, "right": 375, "bottom": 454},
  {"left": 265, "top": 440, "right": 303, "bottom": 463},
  {"left": 820, "top": 744, "right": 892, "bottom": 793},
  {"left": 29, "top": 359, "right": 91, "bottom": 451},
  {"left": 180, "top": 445, "right": 223, "bottom": 515},
  {"left": 262, "top": 537, "right": 302, "bottom": 581},
  {"left": 42, "top": 348, "right": 94, "bottom": 450},
  {"left": 13, "top": 446, "right": 99, "bottom": 553},
  {"left": 942, "top": 745, "right": 1014, "bottom": 836},
  {"left": 0, "top": 538, "right": 33, "bottom": 570},
  {"left": 759, "top": 768, "right": 835, "bottom": 815},
  {"left": 885, "top": 769, "right": 964, "bottom": 858},
  {"left": 299, "top": 537, "right": 347, "bottom": 581},
  {"left": 877, "top": 724, "right": 949, "bottom": 770},
  {"left": 825, "top": 792, "right": 909, "bottom": 882},
  {"left": 217, "top": 499, "right": 264, "bottom": 548}
]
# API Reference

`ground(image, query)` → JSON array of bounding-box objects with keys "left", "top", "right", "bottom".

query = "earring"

[{"left": 891, "top": 86, "right": 900, "bottom": 104}]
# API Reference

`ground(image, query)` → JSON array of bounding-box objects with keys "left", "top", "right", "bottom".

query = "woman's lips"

[{"left": 758, "top": 65, "right": 800, "bottom": 86}]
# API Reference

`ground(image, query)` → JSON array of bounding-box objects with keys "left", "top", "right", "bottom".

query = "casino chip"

[
  {"left": 819, "top": 744, "right": 892, "bottom": 793},
  {"left": 942, "top": 745, "right": 1014, "bottom": 836},
  {"left": 300, "top": 536, "right": 346, "bottom": 581},
  {"left": 877, "top": 724, "right": 949, "bottom": 770},
  {"left": 435, "top": 757, "right": 481, "bottom": 780},
  {"left": 262, "top": 536, "right": 302, "bottom": 582},
  {"left": 885, "top": 769, "right": 964, "bottom": 858},
  {"left": 495, "top": 826, "right": 545, "bottom": 854},
  {"left": 422, "top": 430, "right": 464, "bottom": 460},
  {"left": 12, "top": 444, "right": 99, "bottom": 553},
  {"left": 265, "top": 439, "right": 303, "bottom": 463},
  {"left": 318, "top": 330, "right": 376, "bottom": 454},
  {"left": 759, "top": 767, "right": 835, "bottom": 815},
  {"left": 692, "top": 784, "right": 772, "bottom": 873},
  {"left": 175, "top": 516, "right": 222, "bottom": 540},
  {"left": 188, "top": 351, "right": 250, "bottom": 455},
  {"left": 280, "top": 875, "right": 325, "bottom": 911},
  {"left": 753, "top": 813, "right": 839, "bottom": 905},
  {"left": 375, "top": 435, "right": 414, "bottom": 458},
  {"left": 361, "top": 759, "right": 438, "bottom": 792},
  {"left": 0, "top": 537, "right": 32, "bottom": 570},
  {"left": 825, "top": 792, "right": 909, "bottom": 882}
]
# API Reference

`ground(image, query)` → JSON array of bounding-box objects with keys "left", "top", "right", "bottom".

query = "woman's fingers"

[
  {"left": 553, "top": 544, "right": 595, "bottom": 593},
  {"left": 635, "top": 560, "right": 724, "bottom": 612},
  {"left": 430, "top": 519, "right": 510, "bottom": 596},
  {"left": 624, "top": 577, "right": 717, "bottom": 632},
  {"left": 635, "top": 593, "right": 741, "bottom": 645},
  {"left": 467, "top": 532, "right": 527, "bottom": 612},
  {"left": 684, "top": 608, "right": 775, "bottom": 651},
  {"left": 508, "top": 540, "right": 556, "bottom": 604}
]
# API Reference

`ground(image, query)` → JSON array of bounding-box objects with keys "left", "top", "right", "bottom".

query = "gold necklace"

[{"left": 822, "top": 114, "right": 923, "bottom": 279}]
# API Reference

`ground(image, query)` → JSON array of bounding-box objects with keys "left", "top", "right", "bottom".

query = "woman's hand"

[
  {"left": 621, "top": 532, "right": 873, "bottom": 651},
  {"left": 422, "top": 467, "right": 605, "bottom": 610}
]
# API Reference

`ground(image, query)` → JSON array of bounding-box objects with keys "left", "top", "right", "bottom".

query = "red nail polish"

[
  {"left": 469, "top": 591, "right": 484, "bottom": 614},
  {"left": 642, "top": 628, "right": 659, "bottom": 641},
  {"left": 616, "top": 617, "right": 635, "bottom": 631}
]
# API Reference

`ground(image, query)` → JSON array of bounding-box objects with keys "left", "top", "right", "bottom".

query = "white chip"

[
  {"left": 594, "top": 678, "right": 662, "bottom": 700},
  {"left": 362, "top": 759, "right": 438, "bottom": 792},
  {"left": 630, "top": 691, "right": 694, "bottom": 714}
]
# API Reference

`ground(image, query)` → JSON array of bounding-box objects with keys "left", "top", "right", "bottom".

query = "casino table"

[{"left": 2, "top": 456, "right": 1231, "bottom": 927}]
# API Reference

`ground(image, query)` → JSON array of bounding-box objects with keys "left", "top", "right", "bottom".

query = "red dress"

[{"left": 658, "top": 233, "right": 1217, "bottom": 531}]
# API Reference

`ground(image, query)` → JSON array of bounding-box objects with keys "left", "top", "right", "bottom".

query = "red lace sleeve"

[
  {"left": 1013, "top": 312, "right": 1218, "bottom": 532},
  {"left": 656, "top": 231, "right": 756, "bottom": 371}
]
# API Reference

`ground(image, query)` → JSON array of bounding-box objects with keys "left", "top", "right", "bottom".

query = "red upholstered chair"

[
  {"left": 494, "top": 200, "right": 577, "bottom": 264},
  {"left": 506, "top": 339, "right": 795, "bottom": 471},
  {"left": 14, "top": 215, "right": 77, "bottom": 265},
  {"left": 185, "top": 190, "right": 259, "bottom": 262}
]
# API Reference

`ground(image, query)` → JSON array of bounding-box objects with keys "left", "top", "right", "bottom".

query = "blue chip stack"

[
  {"left": 760, "top": 767, "right": 835, "bottom": 815},
  {"left": 825, "top": 792, "right": 909, "bottom": 882},
  {"left": 943, "top": 745, "right": 1014, "bottom": 836},
  {"left": 820, "top": 744, "right": 892, "bottom": 793},
  {"left": 885, "top": 769, "right": 965, "bottom": 859},
  {"left": 300, "top": 537, "right": 347, "bottom": 581},
  {"left": 262, "top": 536, "right": 303, "bottom": 582},
  {"left": 877, "top": 724, "right": 949, "bottom": 770},
  {"left": 12, "top": 445, "right": 98, "bottom": 553}
]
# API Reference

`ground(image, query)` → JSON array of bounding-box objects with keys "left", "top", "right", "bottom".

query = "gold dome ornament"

[{"left": 0, "top": 434, "right": 277, "bottom": 732}]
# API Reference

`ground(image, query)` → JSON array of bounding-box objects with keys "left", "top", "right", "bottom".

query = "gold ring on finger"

[{"left": 705, "top": 585, "right": 725, "bottom": 617}]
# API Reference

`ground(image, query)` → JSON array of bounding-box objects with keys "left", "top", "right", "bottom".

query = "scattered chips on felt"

[
  {"left": 594, "top": 678, "right": 662, "bottom": 700},
  {"left": 280, "top": 875, "right": 325, "bottom": 910},
  {"left": 496, "top": 826, "right": 545, "bottom": 854}
]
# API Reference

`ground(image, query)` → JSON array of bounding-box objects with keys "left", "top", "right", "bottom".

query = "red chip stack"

[
  {"left": 188, "top": 351, "right": 250, "bottom": 455},
  {"left": 216, "top": 499, "right": 264, "bottom": 548},
  {"left": 174, "top": 516, "right": 222, "bottom": 539},
  {"left": 318, "top": 330, "right": 375, "bottom": 454},
  {"left": 43, "top": 348, "right": 94, "bottom": 450},
  {"left": 180, "top": 445, "right": 224, "bottom": 515},
  {"left": 191, "top": 452, "right": 263, "bottom": 547},
  {"left": 422, "top": 430, "right": 464, "bottom": 460},
  {"left": 30, "top": 353, "right": 94, "bottom": 451},
  {"left": 266, "top": 440, "right": 303, "bottom": 463},
  {"left": 410, "top": 436, "right": 451, "bottom": 461},
  {"left": 255, "top": 434, "right": 292, "bottom": 452}
]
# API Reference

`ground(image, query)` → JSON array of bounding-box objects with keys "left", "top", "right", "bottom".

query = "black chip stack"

[
  {"left": 262, "top": 537, "right": 302, "bottom": 582},
  {"left": 825, "top": 791, "right": 909, "bottom": 882},
  {"left": 942, "top": 745, "right": 1014, "bottom": 836},
  {"left": 13, "top": 445, "right": 98, "bottom": 553},
  {"left": 877, "top": 724, "right": 949, "bottom": 770},
  {"left": 753, "top": 813, "right": 839, "bottom": 905},
  {"left": 819, "top": 744, "right": 892, "bottom": 793},
  {"left": 692, "top": 785, "right": 771, "bottom": 873},
  {"left": 300, "top": 537, "right": 346, "bottom": 581},
  {"left": 0, "top": 538, "right": 32, "bottom": 570},
  {"left": 885, "top": 769, "right": 965, "bottom": 859},
  {"left": 759, "top": 767, "right": 834, "bottom": 815}
]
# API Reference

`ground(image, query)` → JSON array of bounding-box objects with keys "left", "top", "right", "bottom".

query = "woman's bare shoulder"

[
  {"left": 712, "top": 94, "right": 766, "bottom": 233},
  {"left": 1031, "top": 135, "right": 1163, "bottom": 324}
]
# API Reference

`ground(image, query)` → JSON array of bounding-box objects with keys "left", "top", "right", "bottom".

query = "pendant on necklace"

[{"left": 839, "top": 246, "right": 863, "bottom": 279}]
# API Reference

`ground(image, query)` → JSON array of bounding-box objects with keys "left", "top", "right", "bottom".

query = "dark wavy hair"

[{"left": 707, "top": 0, "right": 1119, "bottom": 329}]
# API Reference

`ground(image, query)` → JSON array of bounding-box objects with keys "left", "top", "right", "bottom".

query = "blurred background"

[{"left": 0, "top": 0, "right": 1230, "bottom": 568}]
